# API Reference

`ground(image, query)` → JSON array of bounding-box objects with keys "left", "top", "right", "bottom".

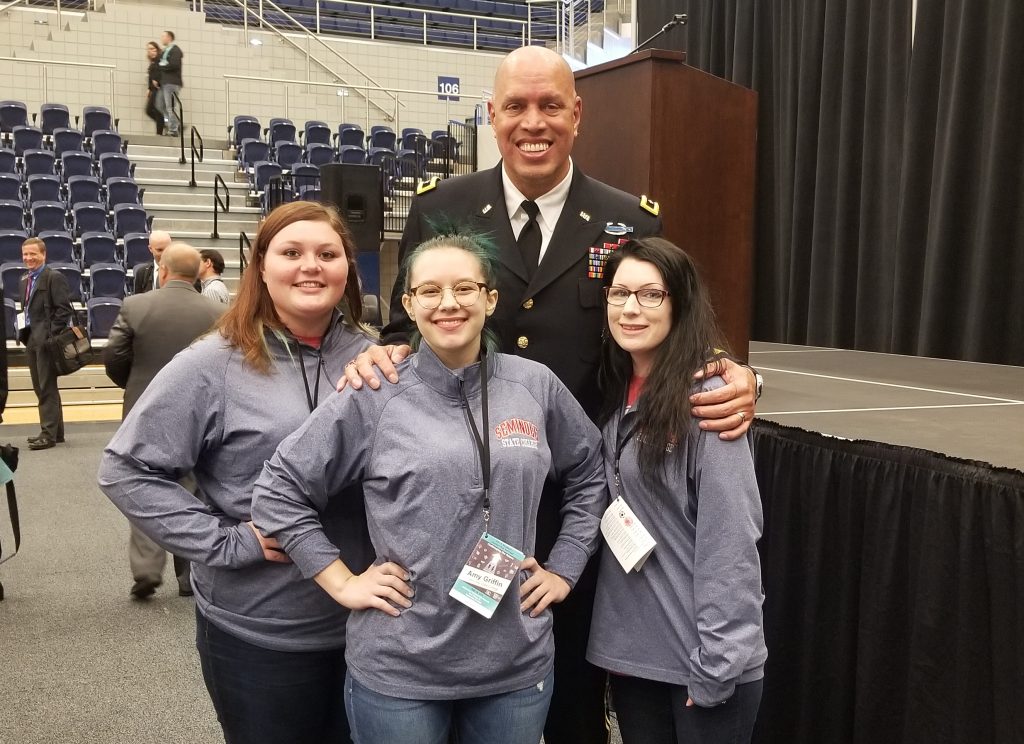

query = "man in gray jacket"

[{"left": 104, "top": 243, "right": 225, "bottom": 599}]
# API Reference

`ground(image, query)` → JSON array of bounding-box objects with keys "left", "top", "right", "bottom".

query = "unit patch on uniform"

[{"left": 494, "top": 418, "right": 539, "bottom": 449}]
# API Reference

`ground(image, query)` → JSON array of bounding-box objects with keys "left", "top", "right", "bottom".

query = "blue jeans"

[
  {"left": 195, "top": 608, "right": 352, "bottom": 744},
  {"left": 345, "top": 668, "right": 554, "bottom": 744},
  {"left": 160, "top": 83, "right": 181, "bottom": 133}
]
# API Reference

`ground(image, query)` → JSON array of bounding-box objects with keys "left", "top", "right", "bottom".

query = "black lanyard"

[
  {"left": 458, "top": 353, "right": 491, "bottom": 533},
  {"left": 295, "top": 341, "right": 325, "bottom": 414},
  {"left": 613, "top": 407, "right": 638, "bottom": 499}
]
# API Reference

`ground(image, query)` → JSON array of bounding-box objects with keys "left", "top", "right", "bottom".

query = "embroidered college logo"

[{"left": 494, "top": 418, "right": 540, "bottom": 450}]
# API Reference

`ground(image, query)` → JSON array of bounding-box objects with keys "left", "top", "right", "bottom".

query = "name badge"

[
  {"left": 450, "top": 533, "right": 525, "bottom": 619},
  {"left": 601, "top": 496, "right": 656, "bottom": 572},
  {"left": 16, "top": 311, "right": 26, "bottom": 331}
]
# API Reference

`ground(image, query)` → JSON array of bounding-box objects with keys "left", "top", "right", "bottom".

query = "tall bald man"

[
  {"left": 133, "top": 230, "right": 172, "bottom": 295},
  {"left": 347, "top": 45, "right": 760, "bottom": 744},
  {"left": 105, "top": 243, "right": 225, "bottom": 598}
]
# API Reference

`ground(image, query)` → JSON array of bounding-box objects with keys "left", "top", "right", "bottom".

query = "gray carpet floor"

[{"left": 0, "top": 421, "right": 624, "bottom": 744}]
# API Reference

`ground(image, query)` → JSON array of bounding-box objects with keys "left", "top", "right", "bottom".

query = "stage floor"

[{"left": 750, "top": 342, "right": 1024, "bottom": 471}]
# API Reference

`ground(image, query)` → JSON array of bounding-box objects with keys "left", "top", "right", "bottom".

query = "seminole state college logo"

[{"left": 494, "top": 418, "right": 540, "bottom": 450}]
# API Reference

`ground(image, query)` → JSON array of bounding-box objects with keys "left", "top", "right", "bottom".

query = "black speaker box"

[{"left": 320, "top": 163, "right": 383, "bottom": 252}]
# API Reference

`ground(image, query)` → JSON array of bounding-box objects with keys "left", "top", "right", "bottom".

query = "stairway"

[{"left": 127, "top": 134, "right": 260, "bottom": 293}]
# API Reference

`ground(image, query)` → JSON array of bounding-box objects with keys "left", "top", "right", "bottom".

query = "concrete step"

[
  {"left": 146, "top": 203, "right": 262, "bottom": 218},
  {"left": 125, "top": 134, "right": 232, "bottom": 150},
  {"left": 151, "top": 215, "right": 260, "bottom": 233},
  {"left": 134, "top": 165, "right": 239, "bottom": 182},
  {"left": 135, "top": 179, "right": 248, "bottom": 194},
  {"left": 141, "top": 189, "right": 244, "bottom": 206}
]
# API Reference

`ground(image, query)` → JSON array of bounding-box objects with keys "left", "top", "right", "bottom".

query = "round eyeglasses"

[
  {"left": 603, "top": 286, "right": 670, "bottom": 308},
  {"left": 409, "top": 282, "right": 489, "bottom": 310}
]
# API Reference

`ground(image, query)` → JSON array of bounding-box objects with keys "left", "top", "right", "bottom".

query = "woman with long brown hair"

[
  {"left": 144, "top": 41, "right": 164, "bottom": 135},
  {"left": 99, "top": 201, "right": 376, "bottom": 743}
]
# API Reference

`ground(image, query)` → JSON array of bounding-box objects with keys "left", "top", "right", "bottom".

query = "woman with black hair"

[
  {"left": 587, "top": 237, "right": 767, "bottom": 744},
  {"left": 144, "top": 41, "right": 164, "bottom": 135}
]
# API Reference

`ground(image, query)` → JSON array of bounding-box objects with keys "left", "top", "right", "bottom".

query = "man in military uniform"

[{"left": 345, "top": 45, "right": 758, "bottom": 744}]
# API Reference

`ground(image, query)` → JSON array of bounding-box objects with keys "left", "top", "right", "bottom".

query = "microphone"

[{"left": 630, "top": 13, "right": 688, "bottom": 54}]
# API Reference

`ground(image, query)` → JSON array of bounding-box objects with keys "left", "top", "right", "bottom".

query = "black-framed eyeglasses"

[
  {"left": 603, "top": 286, "right": 670, "bottom": 308},
  {"left": 409, "top": 282, "right": 489, "bottom": 310}
]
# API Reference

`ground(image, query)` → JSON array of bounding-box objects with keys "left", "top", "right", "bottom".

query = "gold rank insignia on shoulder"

[
  {"left": 640, "top": 195, "right": 660, "bottom": 216},
  {"left": 416, "top": 177, "right": 441, "bottom": 195}
]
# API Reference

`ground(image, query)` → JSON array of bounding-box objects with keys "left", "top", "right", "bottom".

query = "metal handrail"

[
  {"left": 218, "top": 0, "right": 401, "bottom": 122},
  {"left": 0, "top": 57, "right": 115, "bottom": 115},
  {"left": 239, "top": 231, "right": 251, "bottom": 276},
  {"left": 171, "top": 92, "right": 186, "bottom": 165},
  {"left": 212, "top": 173, "right": 230, "bottom": 239},
  {"left": 189, "top": 126, "right": 205, "bottom": 188}
]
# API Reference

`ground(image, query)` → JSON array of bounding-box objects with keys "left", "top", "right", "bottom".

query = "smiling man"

[{"left": 365, "top": 45, "right": 758, "bottom": 744}]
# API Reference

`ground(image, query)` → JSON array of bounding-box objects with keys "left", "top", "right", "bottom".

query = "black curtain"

[
  {"left": 637, "top": 0, "right": 1024, "bottom": 365},
  {"left": 750, "top": 421, "right": 1024, "bottom": 744}
]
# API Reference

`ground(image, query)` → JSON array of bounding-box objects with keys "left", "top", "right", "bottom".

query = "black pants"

[
  {"left": 610, "top": 674, "right": 763, "bottom": 744},
  {"left": 26, "top": 343, "right": 63, "bottom": 441},
  {"left": 145, "top": 91, "right": 164, "bottom": 135}
]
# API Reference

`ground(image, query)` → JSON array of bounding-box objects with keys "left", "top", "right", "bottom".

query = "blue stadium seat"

[
  {"left": 0, "top": 262, "right": 28, "bottom": 303},
  {"left": 60, "top": 150, "right": 93, "bottom": 182},
  {"left": 274, "top": 141, "right": 303, "bottom": 171},
  {"left": 67, "top": 175, "right": 102, "bottom": 208},
  {"left": 0, "top": 174, "right": 20, "bottom": 202},
  {"left": 106, "top": 178, "right": 141, "bottom": 210},
  {"left": 368, "top": 126, "right": 397, "bottom": 151},
  {"left": 290, "top": 163, "right": 319, "bottom": 193},
  {"left": 396, "top": 149, "right": 427, "bottom": 180},
  {"left": 401, "top": 128, "right": 425, "bottom": 150},
  {"left": 305, "top": 143, "right": 334, "bottom": 168},
  {"left": 50, "top": 261, "right": 83, "bottom": 302},
  {"left": 0, "top": 230, "right": 28, "bottom": 264},
  {"left": 298, "top": 186, "right": 321, "bottom": 202},
  {"left": 0, "top": 101, "right": 28, "bottom": 136},
  {"left": 266, "top": 118, "right": 296, "bottom": 144},
  {"left": 80, "top": 231, "right": 117, "bottom": 269},
  {"left": 303, "top": 120, "right": 331, "bottom": 146},
  {"left": 29, "top": 201, "right": 68, "bottom": 234},
  {"left": 230, "top": 116, "right": 261, "bottom": 149},
  {"left": 123, "top": 232, "right": 150, "bottom": 271},
  {"left": 0, "top": 200, "right": 26, "bottom": 231},
  {"left": 39, "top": 103, "right": 71, "bottom": 136},
  {"left": 239, "top": 138, "right": 270, "bottom": 171},
  {"left": 52, "top": 128, "right": 85, "bottom": 158},
  {"left": 22, "top": 149, "right": 56, "bottom": 178},
  {"left": 73, "top": 203, "right": 109, "bottom": 237},
  {"left": 12, "top": 126, "right": 43, "bottom": 157},
  {"left": 89, "top": 262, "right": 126, "bottom": 299},
  {"left": 338, "top": 145, "right": 366, "bottom": 164},
  {"left": 37, "top": 230, "right": 75, "bottom": 264},
  {"left": 250, "top": 161, "right": 283, "bottom": 195},
  {"left": 367, "top": 147, "right": 395, "bottom": 168},
  {"left": 91, "top": 130, "right": 123, "bottom": 160},
  {"left": 26, "top": 175, "right": 62, "bottom": 205},
  {"left": 98, "top": 153, "right": 134, "bottom": 183},
  {"left": 336, "top": 124, "right": 364, "bottom": 147},
  {"left": 112, "top": 204, "right": 149, "bottom": 238},
  {"left": 87, "top": 296, "right": 122, "bottom": 339},
  {"left": 0, "top": 149, "right": 15, "bottom": 175},
  {"left": 431, "top": 132, "right": 459, "bottom": 161},
  {"left": 82, "top": 106, "right": 114, "bottom": 139}
]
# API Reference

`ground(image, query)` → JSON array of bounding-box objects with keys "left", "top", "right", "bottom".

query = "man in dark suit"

[
  {"left": 157, "top": 30, "right": 184, "bottom": 136},
  {"left": 133, "top": 230, "right": 171, "bottom": 295},
  {"left": 104, "top": 242, "right": 225, "bottom": 599},
  {"left": 348, "top": 46, "right": 759, "bottom": 743},
  {"left": 19, "top": 237, "right": 73, "bottom": 451}
]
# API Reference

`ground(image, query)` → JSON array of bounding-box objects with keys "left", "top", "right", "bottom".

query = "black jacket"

[
  {"left": 147, "top": 60, "right": 162, "bottom": 93},
  {"left": 384, "top": 164, "right": 662, "bottom": 417},
  {"left": 159, "top": 44, "right": 183, "bottom": 87}
]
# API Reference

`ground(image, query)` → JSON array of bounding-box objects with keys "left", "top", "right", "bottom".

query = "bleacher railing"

[
  {"left": 196, "top": 0, "right": 403, "bottom": 123},
  {"left": 197, "top": 0, "right": 537, "bottom": 53},
  {"left": 0, "top": 0, "right": 94, "bottom": 26},
  {"left": 189, "top": 127, "right": 205, "bottom": 188},
  {"left": 0, "top": 57, "right": 116, "bottom": 119},
  {"left": 212, "top": 173, "right": 231, "bottom": 239}
]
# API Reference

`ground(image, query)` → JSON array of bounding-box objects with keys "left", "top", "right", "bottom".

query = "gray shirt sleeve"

[
  {"left": 97, "top": 345, "right": 264, "bottom": 568},
  {"left": 686, "top": 425, "right": 765, "bottom": 706},
  {"left": 252, "top": 389, "right": 373, "bottom": 579}
]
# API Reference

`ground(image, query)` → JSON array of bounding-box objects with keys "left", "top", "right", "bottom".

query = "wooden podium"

[{"left": 572, "top": 50, "right": 757, "bottom": 359}]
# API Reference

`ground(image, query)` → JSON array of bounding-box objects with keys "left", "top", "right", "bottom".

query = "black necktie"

[{"left": 517, "top": 200, "right": 542, "bottom": 278}]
